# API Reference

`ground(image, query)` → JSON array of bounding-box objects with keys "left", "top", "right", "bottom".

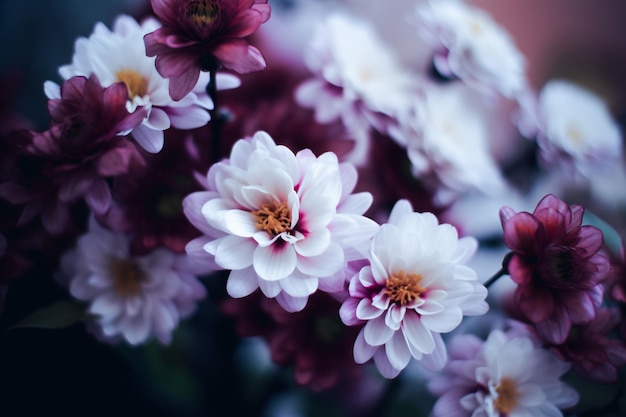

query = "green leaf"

[{"left": 9, "top": 299, "right": 90, "bottom": 330}]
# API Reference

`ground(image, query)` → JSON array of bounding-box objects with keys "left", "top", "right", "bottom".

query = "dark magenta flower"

[
  {"left": 499, "top": 194, "right": 609, "bottom": 344},
  {"left": 551, "top": 308, "right": 626, "bottom": 384},
  {"left": 29, "top": 75, "right": 146, "bottom": 217},
  {"left": 144, "top": 0, "right": 271, "bottom": 100}
]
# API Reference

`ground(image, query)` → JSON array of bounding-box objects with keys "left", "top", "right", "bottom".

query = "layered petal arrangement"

[
  {"left": 340, "top": 200, "right": 488, "bottom": 378},
  {"left": 499, "top": 194, "right": 609, "bottom": 344},
  {"left": 184, "top": 131, "right": 378, "bottom": 312},
  {"left": 58, "top": 218, "right": 206, "bottom": 345},
  {"left": 144, "top": 0, "right": 271, "bottom": 100}
]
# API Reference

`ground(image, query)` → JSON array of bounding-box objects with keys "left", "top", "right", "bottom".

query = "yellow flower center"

[
  {"left": 109, "top": 258, "right": 147, "bottom": 297},
  {"left": 493, "top": 377, "right": 519, "bottom": 415},
  {"left": 385, "top": 270, "right": 425, "bottom": 305},
  {"left": 252, "top": 201, "right": 292, "bottom": 237},
  {"left": 185, "top": 0, "right": 220, "bottom": 26},
  {"left": 115, "top": 69, "right": 148, "bottom": 100}
]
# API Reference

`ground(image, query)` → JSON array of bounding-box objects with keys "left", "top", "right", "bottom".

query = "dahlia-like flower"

[
  {"left": 144, "top": 0, "right": 271, "bottom": 100},
  {"left": 535, "top": 79, "right": 623, "bottom": 176},
  {"left": 52, "top": 14, "right": 228, "bottom": 153},
  {"left": 499, "top": 194, "right": 609, "bottom": 344},
  {"left": 550, "top": 308, "right": 626, "bottom": 384},
  {"left": 183, "top": 131, "right": 378, "bottom": 312},
  {"left": 429, "top": 328, "right": 578, "bottom": 417},
  {"left": 414, "top": 0, "right": 526, "bottom": 98},
  {"left": 58, "top": 218, "right": 206, "bottom": 345},
  {"left": 340, "top": 200, "right": 488, "bottom": 378},
  {"left": 23, "top": 75, "right": 146, "bottom": 222},
  {"left": 295, "top": 13, "right": 416, "bottom": 164}
]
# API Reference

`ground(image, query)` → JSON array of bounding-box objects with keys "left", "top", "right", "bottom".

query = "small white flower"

[
  {"left": 295, "top": 13, "right": 416, "bottom": 164},
  {"left": 461, "top": 330, "right": 578, "bottom": 417},
  {"left": 400, "top": 84, "right": 506, "bottom": 205},
  {"left": 58, "top": 218, "right": 206, "bottom": 345},
  {"left": 183, "top": 131, "right": 378, "bottom": 312},
  {"left": 340, "top": 200, "right": 488, "bottom": 378},
  {"left": 47, "top": 14, "right": 240, "bottom": 153},
  {"left": 415, "top": 0, "right": 526, "bottom": 98},
  {"left": 536, "top": 79, "right": 623, "bottom": 175}
]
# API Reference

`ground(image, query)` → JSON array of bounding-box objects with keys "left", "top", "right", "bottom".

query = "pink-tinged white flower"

[
  {"left": 50, "top": 14, "right": 240, "bottom": 154},
  {"left": 414, "top": 0, "right": 526, "bottom": 98},
  {"left": 144, "top": 0, "right": 271, "bottom": 101},
  {"left": 58, "top": 218, "right": 206, "bottom": 345},
  {"left": 295, "top": 13, "right": 416, "bottom": 165},
  {"left": 398, "top": 84, "right": 506, "bottom": 206},
  {"left": 534, "top": 79, "right": 623, "bottom": 176},
  {"left": 430, "top": 328, "right": 579, "bottom": 417},
  {"left": 183, "top": 131, "right": 378, "bottom": 312},
  {"left": 499, "top": 194, "right": 609, "bottom": 344},
  {"left": 340, "top": 200, "right": 488, "bottom": 378}
]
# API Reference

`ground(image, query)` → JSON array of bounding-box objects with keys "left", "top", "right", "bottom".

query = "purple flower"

[
  {"left": 144, "top": 0, "right": 271, "bottom": 100},
  {"left": 551, "top": 308, "right": 626, "bottom": 384},
  {"left": 29, "top": 75, "right": 145, "bottom": 222},
  {"left": 499, "top": 194, "right": 609, "bottom": 344}
]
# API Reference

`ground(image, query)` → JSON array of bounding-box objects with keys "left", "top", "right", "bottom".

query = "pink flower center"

[
  {"left": 385, "top": 271, "right": 424, "bottom": 305},
  {"left": 252, "top": 201, "right": 292, "bottom": 237},
  {"left": 109, "top": 258, "right": 147, "bottom": 297},
  {"left": 185, "top": 0, "right": 220, "bottom": 27},
  {"left": 115, "top": 69, "right": 148, "bottom": 100},
  {"left": 493, "top": 377, "right": 519, "bottom": 414}
]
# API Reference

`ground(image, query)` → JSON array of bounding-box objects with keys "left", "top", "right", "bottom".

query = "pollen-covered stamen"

[
  {"left": 385, "top": 270, "right": 425, "bottom": 305},
  {"left": 115, "top": 69, "right": 148, "bottom": 100},
  {"left": 185, "top": 0, "right": 220, "bottom": 26},
  {"left": 494, "top": 377, "right": 519, "bottom": 414},
  {"left": 253, "top": 201, "right": 292, "bottom": 237},
  {"left": 109, "top": 258, "right": 147, "bottom": 297}
]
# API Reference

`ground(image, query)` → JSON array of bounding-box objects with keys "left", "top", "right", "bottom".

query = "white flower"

[
  {"left": 459, "top": 330, "right": 578, "bottom": 417},
  {"left": 536, "top": 79, "right": 623, "bottom": 175},
  {"left": 415, "top": 0, "right": 526, "bottom": 98},
  {"left": 47, "top": 14, "right": 240, "bottom": 153},
  {"left": 183, "top": 131, "right": 378, "bottom": 312},
  {"left": 401, "top": 84, "right": 506, "bottom": 205},
  {"left": 295, "top": 13, "right": 416, "bottom": 164},
  {"left": 58, "top": 218, "right": 206, "bottom": 345},
  {"left": 340, "top": 200, "right": 488, "bottom": 378}
]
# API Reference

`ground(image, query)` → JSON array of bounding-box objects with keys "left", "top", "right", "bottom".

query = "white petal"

[
  {"left": 276, "top": 292, "right": 308, "bottom": 312},
  {"left": 356, "top": 298, "right": 384, "bottom": 321},
  {"left": 278, "top": 272, "right": 318, "bottom": 297},
  {"left": 402, "top": 313, "right": 435, "bottom": 354},
  {"left": 214, "top": 235, "right": 255, "bottom": 270},
  {"left": 385, "top": 330, "right": 412, "bottom": 371},
  {"left": 226, "top": 267, "right": 259, "bottom": 298},
  {"left": 353, "top": 328, "right": 377, "bottom": 364},
  {"left": 258, "top": 277, "right": 281, "bottom": 298},
  {"left": 132, "top": 124, "right": 164, "bottom": 153},
  {"left": 421, "top": 306, "right": 463, "bottom": 333},
  {"left": 294, "top": 228, "right": 330, "bottom": 257},
  {"left": 295, "top": 241, "right": 344, "bottom": 277},
  {"left": 253, "top": 244, "right": 297, "bottom": 281},
  {"left": 145, "top": 107, "right": 171, "bottom": 130},
  {"left": 223, "top": 209, "right": 258, "bottom": 237},
  {"left": 373, "top": 348, "right": 402, "bottom": 379},
  {"left": 364, "top": 315, "right": 394, "bottom": 346},
  {"left": 89, "top": 292, "right": 122, "bottom": 320}
]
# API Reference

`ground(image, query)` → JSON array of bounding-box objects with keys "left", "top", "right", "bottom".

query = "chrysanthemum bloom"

[
  {"left": 414, "top": 0, "right": 526, "bottom": 98},
  {"left": 295, "top": 13, "right": 416, "bottom": 165},
  {"left": 221, "top": 290, "right": 363, "bottom": 390},
  {"left": 340, "top": 200, "right": 488, "bottom": 378},
  {"left": 6, "top": 75, "right": 146, "bottom": 232},
  {"left": 430, "top": 328, "right": 578, "bottom": 417},
  {"left": 535, "top": 80, "right": 623, "bottom": 176},
  {"left": 58, "top": 218, "right": 206, "bottom": 345},
  {"left": 144, "top": 0, "right": 271, "bottom": 100},
  {"left": 51, "top": 15, "right": 217, "bottom": 153},
  {"left": 183, "top": 131, "right": 378, "bottom": 312},
  {"left": 499, "top": 194, "right": 609, "bottom": 344},
  {"left": 396, "top": 84, "right": 506, "bottom": 206},
  {"left": 550, "top": 308, "right": 626, "bottom": 384}
]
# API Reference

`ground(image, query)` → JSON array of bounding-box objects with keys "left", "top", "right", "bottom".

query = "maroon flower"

[
  {"left": 221, "top": 290, "right": 362, "bottom": 391},
  {"left": 144, "top": 0, "right": 271, "bottom": 100},
  {"left": 499, "top": 194, "right": 609, "bottom": 344},
  {"left": 32, "top": 75, "right": 145, "bottom": 217},
  {"left": 551, "top": 308, "right": 626, "bottom": 383}
]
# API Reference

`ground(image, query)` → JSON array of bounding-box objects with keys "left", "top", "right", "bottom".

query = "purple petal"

[{"left": 226, "top": 267, "right": 259, "bottom": 298}]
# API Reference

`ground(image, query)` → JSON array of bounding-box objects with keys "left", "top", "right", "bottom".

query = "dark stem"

[
  {"left": 483, "top": 268, "right": 506, "bottom": 288},
  {"left": 207, "top": 69, "right": 221, "bottom": 163}
]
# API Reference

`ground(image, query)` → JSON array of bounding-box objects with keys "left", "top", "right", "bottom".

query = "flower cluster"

[{"left": 1, "top": 1, "right": 626, "bottom": 416}]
